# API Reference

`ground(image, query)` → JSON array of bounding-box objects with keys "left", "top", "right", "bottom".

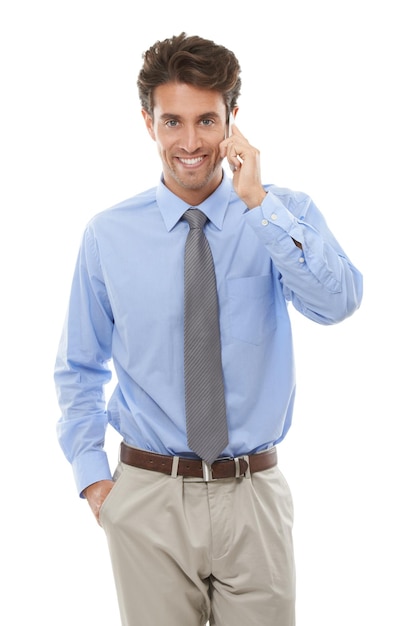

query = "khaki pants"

[{"left": 99, "top": 457, "right": 295, "bottom": 626}]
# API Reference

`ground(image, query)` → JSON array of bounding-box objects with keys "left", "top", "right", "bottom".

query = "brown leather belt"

[{"left": 120, "top": 442, "right": 277, "bottom": 481}]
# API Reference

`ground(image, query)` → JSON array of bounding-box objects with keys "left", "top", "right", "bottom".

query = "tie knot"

[{"left": 183, "top": 208, "right": 208, "bottom": 230}]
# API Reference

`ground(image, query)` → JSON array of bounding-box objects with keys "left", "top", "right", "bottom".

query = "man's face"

[{"left": 142, "top": 82, "right": 228, "bottom": 204}]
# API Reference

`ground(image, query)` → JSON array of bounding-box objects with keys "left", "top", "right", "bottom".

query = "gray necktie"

[{"left": 182, "top": 208, "right": 228, "bottom": 465}]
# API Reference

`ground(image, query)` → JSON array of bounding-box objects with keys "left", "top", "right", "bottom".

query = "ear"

[
  {"left": 231, "top": 106, "right": 239, "bottom": 120},
  {"left": 141, "top": 109, "right": 156, "bottom": 141}
]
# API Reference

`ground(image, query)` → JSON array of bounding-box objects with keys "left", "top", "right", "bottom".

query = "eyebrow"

[{"left": 158, "top": 111, "right": 222, "bottom": 121}]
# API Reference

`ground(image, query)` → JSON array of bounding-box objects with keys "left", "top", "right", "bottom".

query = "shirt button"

[
  {"left": 271, "top": 213, "right": 278, "bottom": 221},
  {"left": 298, "top": 257, "right": 305, "bottom": 263},
  {"left": 261, "top": 219, "right": 269, "bottom": 226}
]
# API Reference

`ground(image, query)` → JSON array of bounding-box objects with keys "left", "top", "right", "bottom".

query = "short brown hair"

[{"left": 137, "top": 32, "right": 242, "bottom": 117}]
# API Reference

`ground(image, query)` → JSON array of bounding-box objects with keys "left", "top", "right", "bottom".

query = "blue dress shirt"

[{"left": 54, "top": 172, "right": 362, "bottom": 495}]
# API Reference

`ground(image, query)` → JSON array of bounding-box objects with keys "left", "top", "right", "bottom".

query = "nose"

[{"left": 179, "top": 124, "right": 202, "bottom": 153}]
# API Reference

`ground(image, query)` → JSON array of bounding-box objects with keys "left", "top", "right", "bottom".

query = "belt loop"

[
  {"left": 234, "top": 457, "right": 241, "bottom": 478},
  {"left": 202, "top": 461, "right": 213, "bottom": 482},
  {"left": 171, "top": 456, "right": 180, "bottom": 478},
  {"left": 243, "top": 455, "right": 251, "bottom": 479}
]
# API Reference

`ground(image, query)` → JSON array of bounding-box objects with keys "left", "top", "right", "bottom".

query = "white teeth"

[{"left": 179, "top": 157, "right": 203, "bottom": 165}]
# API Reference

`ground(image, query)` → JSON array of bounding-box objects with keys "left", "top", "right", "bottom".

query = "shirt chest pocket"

[{"left": 226, "top": 275, "right": 277, "bottom": 345}]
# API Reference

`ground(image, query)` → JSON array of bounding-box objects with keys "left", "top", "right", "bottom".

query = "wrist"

[{"left": 245, "top": 190, "right": 267, "bottom": 210}]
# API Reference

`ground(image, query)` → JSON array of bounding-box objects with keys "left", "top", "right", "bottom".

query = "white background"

[{"left": 1, "top": 1, "right": 411, "bottom": 624}]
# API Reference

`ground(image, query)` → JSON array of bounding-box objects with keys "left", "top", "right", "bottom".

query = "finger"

[
  {"left": 227, "top": 141, "right": 244, "bottom": 168},
  {"left": 228, "top": 122, "right": 244, "bottom": 139}
]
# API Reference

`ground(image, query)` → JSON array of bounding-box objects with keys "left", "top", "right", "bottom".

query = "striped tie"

[{"left": 182, "top": 208, "right": 228, "bottom": 465}]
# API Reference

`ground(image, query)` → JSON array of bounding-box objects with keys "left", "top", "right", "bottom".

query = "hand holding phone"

[
  {"left": 223, "top": 115, "right": 266, "bottom": 207},
  {"left": 225, "top": 113, "right": 243, "bottom": 171}
]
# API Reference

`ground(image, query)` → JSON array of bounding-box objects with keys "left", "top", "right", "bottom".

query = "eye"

[
  {"left": 165, "top": 119, "right": 179, "bottom": 127},
  {"left": 200, "top": 119, "right": 214, "bottom": 127}
]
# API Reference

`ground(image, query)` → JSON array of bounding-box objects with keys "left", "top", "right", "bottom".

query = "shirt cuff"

[
  {"left": 72, "top": 450, "right": 113, "bottom": 498},
  {"left": 245, "top": 192, "right": 303, "bottom": 245}
]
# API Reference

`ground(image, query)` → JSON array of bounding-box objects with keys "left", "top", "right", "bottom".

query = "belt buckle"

[
  {"left": 201, "top": 456, "right": 247, "bottom": 481},
  {"left": 201, "top": 460, "right": 214, "bottom": 482}
]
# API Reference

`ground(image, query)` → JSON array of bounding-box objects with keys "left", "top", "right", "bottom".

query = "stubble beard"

[{"left": 166, "top": 157, "right": 223, "bottom": 192}]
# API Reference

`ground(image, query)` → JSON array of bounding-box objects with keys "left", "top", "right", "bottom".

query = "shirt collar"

[{"left": 157, "top": 171, "right": 233, "bottom": 232}]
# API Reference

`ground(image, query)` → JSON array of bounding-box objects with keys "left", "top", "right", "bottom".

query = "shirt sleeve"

[
  {"left": 54, "top": 224, "right": 114, "bottom": 496},
  {"left": 244, "top": 187, "right": 363, "bottom": 324}
]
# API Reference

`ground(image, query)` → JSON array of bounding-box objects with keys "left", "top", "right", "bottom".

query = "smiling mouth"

[{"left": 177, "top": 156, "right": 205, "bottom": 166}]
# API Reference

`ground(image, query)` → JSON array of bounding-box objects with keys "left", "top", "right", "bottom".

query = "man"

[{"left": 54, "top": 32, "right": 363, "bottom": 626}]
